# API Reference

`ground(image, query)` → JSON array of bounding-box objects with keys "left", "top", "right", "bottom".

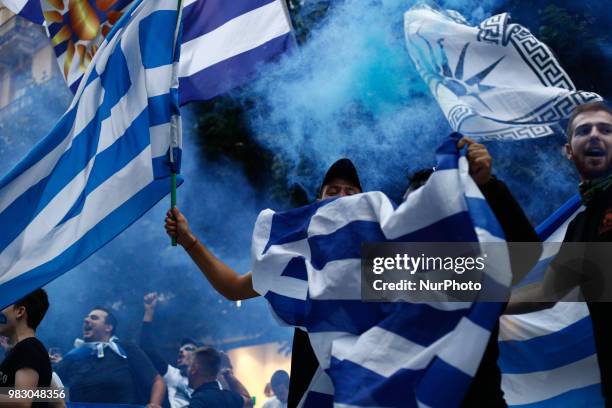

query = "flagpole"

[
  {"left": 170, "top": 0, "right": 183, "bottom": 247},
  {"left": 281, "top": 0, "right": 299, "bottom": 48},
  {"left": 170, "top": 172, "right": 177, "bottom": 246}
]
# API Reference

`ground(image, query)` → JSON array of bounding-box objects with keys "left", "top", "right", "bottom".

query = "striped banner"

[
  {"left": 251, "top": 134, "right": 512, "bottom": 407},
  {"left": 178, "top": 0, "right": 293, "bottom": 104},
  {"left": 2, "top": 0, "right": 293, "bottom": 104},
  {"left": 499, "top": 196, "right": 604, "bottom": 407},
  {"left": 404, "top": 3, "right": 601, "bottom": 141},
  {"left": 0, "top": 0, "right": 183, "bottom": 309}
]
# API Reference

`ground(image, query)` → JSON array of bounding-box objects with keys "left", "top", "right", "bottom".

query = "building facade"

[{"left": 0, "top": 7, "right": 58, "bottom": 110}]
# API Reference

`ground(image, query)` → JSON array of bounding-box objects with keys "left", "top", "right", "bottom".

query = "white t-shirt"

[
  {"left": 164, "top": 364, "right": 192, "bottom": 408},
  {"left": 262, "top": 396, "right": 287, "bottom": 408}
]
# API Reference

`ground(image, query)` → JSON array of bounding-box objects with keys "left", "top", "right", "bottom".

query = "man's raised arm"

[{"left": 165, "top": 208, "right": 259, "bottom": 301}]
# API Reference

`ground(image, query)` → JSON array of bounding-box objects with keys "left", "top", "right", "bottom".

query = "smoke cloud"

[
  {"left": 243, "top": 0, "right": 609, "bottom": 218},
  {"left": 1, "top": 0, "right": 610, "bottom": 360}
]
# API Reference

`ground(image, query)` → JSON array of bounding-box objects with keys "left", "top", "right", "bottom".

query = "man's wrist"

[
  {"left": 477, "top": 174, "right": 497, "bottom": 188},
  {"left": 184, "top": 234, "right": 198, "bottom": 252}
]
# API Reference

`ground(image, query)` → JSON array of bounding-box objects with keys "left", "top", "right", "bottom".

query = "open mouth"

[{"left": 585, "top": 147, "right": 605, "bottom": 157}]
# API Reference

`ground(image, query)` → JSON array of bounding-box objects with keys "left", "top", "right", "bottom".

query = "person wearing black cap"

[
  {"left": 318, "top": 158, "right": 362, "bottom": 198},
  {"left": 291, "top": 158, "right": 363, "bottom": 407},
  {"left": 164, "top": 158, "right": 363, "bottom": 407},
  {"left": 163, "top": 158, "right": 363, "bottom": 302}
]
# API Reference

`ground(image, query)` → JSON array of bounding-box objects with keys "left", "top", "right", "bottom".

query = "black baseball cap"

[{"left": 319, "top": 158, "right": 362, "bottom": 195}]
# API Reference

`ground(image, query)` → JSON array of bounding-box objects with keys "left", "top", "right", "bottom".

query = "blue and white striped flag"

[
  {"left": 404, "top": 4, "right": 601, "bottom": 141},
  {"left": 178, "top": 0, "right": 293, "bottom": 104},
  {"left": 1, "top": 0, "right": 293, "bottom": 104},
  {"left": 0, "top": 0, "right": 183, "bottom": 309},
  {"left": 499, "top": 196, "right": 604, "bottom": 407},
  {"left": 251, "top": 134, "right": 512, "bottom": 407},
  {"left": 1, "top": 0, "right": 43, "bottom": 23}
]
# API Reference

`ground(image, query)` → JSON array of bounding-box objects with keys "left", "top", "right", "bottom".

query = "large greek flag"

[
  {"left": 1, "top": 0, "right": 293, "bottom": 104},
  {"left": 251, "top": 134, "right": 512, "bottom": 407},
  {"left": 404, "top": 4, "right": 601, "bottom": 141},
  {"left": 499, "top": 196, "right": 604, "bottom": 407},
  {"left": 0, "top": 0, "right": 182, "bottom": 309}
]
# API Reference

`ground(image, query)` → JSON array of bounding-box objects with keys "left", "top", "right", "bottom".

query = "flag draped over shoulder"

[
  {"left": 499, "top": 196, "right": 604, "bottom": 407},
  {"left": 0, "top": 0, "right": 183, "bottom": 309},
  {"left": 404, "top": 4, "right": 601, "bottom": 141},
  {"left": 1, "top": 0, "right": 293, "bottom": 104},
  {"left": 251, "top": 134, "right": 512, "bottom": 408}
]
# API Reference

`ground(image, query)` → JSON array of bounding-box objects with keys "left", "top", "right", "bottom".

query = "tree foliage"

[{"left": 188, "top": 1, "right": 332, "bottom": 207}]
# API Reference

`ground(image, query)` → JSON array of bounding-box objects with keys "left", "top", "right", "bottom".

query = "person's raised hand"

[
  {"left": 144, "top": 292, "right": 158, "bottom": 311},
  {"left": 458, "top": 136, "right": 492, "bottom": 186},
  {"left": 165, "top": 207, "right": 197, "bottom": 248}
]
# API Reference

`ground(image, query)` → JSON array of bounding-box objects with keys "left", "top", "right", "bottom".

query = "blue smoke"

[
  {"left": 1, "top": 0, "right": 610, "bottom": 360},
  {"left": 243, "top": 0, "right": 608, "bottom": 220},
  {"left": 37, "top": 107, "right": 290, "bottom": 353},
  {"left": 0, "top": 50, "right": 290, "bottom": 354},
  {"left": 245, "top": 0, "right": 450, "bottom": 201}
]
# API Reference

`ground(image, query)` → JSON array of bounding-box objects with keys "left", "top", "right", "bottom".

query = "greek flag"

[
  {"left": 499, "top": 196, "right": 604, "bottom": 407},
  {"left": 404, "top": 4, "right": 601, "bottom": 141},
  {"left": 251, "top": 134, "right": 512, "bottom": 407},
  {"left": 2, "top": 0, "right": 293, "bottom": 104},
  {"left": 0, "top": 0, "right": 182, "bottom": 309},
  {"left": 0, "top": 0, "right": 43, "bottom": 23}
]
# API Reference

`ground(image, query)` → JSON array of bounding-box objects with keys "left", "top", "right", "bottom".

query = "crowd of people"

[
  {"left": 0, "top": 290, "right": 290, "bottom": 408},
  {"left": 1, "top": 102, "right": 611, "bottom": 407}
]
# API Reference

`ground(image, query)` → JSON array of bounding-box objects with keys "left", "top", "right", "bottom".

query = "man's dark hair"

[
  {"left": 193, "top": 346, "right": 221, "bottom": 377},
  {"left": 180, "top": 337, "right": 200, "bottom": 348},
  {"left": 408, "top": 168, "right": 434, "bottom": 191},
  {"left": 91, "top": 306, "right": 118, "bottom": 335},
  {"left": 270, "top": 370, "right": 289, "bottom": 388},
  {"left": 218, "top": 351, "right": 232, "bottom": 371},
  {"left": 14, "top": 289, "right": 49, "bottom": 330},
  {"left": 567, "top": 102, "right": 612, "bottom": 142}
]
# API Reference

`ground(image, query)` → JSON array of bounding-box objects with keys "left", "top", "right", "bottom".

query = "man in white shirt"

[{"left": 262, "top": 370, "right": 289, "bottom": 408}]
